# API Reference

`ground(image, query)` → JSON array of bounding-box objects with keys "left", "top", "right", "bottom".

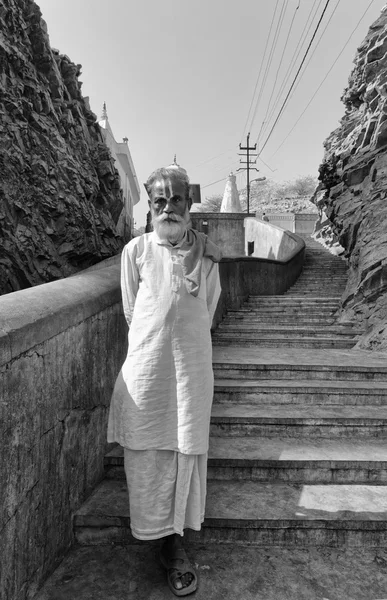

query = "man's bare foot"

[{"left": 160, "top": 534, "right": 197, "bottom": 595}]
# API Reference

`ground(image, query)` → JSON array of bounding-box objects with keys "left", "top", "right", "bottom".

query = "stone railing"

[
  {"left": 244, "top": 217, "right": 302, "bottom": 260},
  {"left": 0, "top": 265, "right": 126, "bottom": 600}
]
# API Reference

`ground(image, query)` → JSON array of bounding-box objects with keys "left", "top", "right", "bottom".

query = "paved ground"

[{"left": 35, "top": 543, "right": 387, "bottom": 600}]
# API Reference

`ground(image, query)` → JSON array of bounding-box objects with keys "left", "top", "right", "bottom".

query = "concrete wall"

[
  {"left": 190, "top": 213, "right": 254, "bottom": 257},
  {"left": 0, "top": 266, "right": 126, "bottom": 600},
  {"left": 244, "top": 218, "right": 300, "bottom": 260},
  {"left": 264, "top": 213, "right": 317, "bottom": 234}
]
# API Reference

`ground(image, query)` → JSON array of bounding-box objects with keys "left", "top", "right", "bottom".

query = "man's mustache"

[{"left": 154, "top": 214, "right": 185, "bottom": 223}]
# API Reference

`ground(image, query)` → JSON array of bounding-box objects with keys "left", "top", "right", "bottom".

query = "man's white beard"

[{"left": 152, "top": 207, "right": 191, "bottom": 244}]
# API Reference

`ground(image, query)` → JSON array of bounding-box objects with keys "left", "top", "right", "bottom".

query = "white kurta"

[{"left": 107, "top": 231, "right": 221, "bottom": 455}]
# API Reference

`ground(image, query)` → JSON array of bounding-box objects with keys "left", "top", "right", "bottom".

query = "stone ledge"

[{"left": 0, "top": 264, "right": 121, "bottom": 366}]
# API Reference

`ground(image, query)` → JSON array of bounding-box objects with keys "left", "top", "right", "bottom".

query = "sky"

[{"left": 36, "top": 0, "right": 384, "bottom": 227}]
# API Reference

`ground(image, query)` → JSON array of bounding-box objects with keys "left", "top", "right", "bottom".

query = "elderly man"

[{"left": 107, "top": 164, "right": 221, "bottom": 596}]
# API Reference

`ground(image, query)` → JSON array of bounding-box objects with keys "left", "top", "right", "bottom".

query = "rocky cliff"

[
  {"left": 0, "top": 0, "right": 126, "bottom": 294},
  {"left": 313, "top": 7, "right": 387, "bottom": 351}
]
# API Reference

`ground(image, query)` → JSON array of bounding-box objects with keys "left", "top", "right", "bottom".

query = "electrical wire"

[
  {"left": 193, "top": 149, "right": 234, "bottom": 168},
  {"left": 248, "top": 0, "right": 289, "bottom": 134},
  {"left": 202, "top": 161, "right": 241, "bottom": 189},
  {"left": 269, "top": 0, "right": 378, "bottom": 159},
  {"left": 258, "top": 0, "right": 322, "bottom": 143},
  {"left": 258, "top": 0, "right": 333, "bottom": 157},
  {"left": 279, "top": 0, "right": 342, "bottom": 109},
  {"left": 240, "top": 0, "right": 280, "bottom": 141},
  {"left": 201, "top": 176, "right": 229, "bottom": 190},
  {"left": 256, "top": 0, "right": 301, "bottom": 147}
]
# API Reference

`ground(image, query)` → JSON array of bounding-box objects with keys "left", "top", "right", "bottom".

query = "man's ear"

[
  {"left": 188, "top": 197, "right": 193, "bottom": 210},
  {"left": 148, "top": 199, "right": 152, "bottom": 210}
]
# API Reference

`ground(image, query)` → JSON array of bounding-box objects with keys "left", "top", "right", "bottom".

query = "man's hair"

[{"left": 145, "top": 167, "right": 190, "bottom": 201}]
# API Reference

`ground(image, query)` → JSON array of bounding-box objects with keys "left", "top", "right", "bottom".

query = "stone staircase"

[
  {"left": 212, "top": 243, "right": 362, "bottom": 349},
  {"left": 35, "top": 239, "right": 387, "bottom": 599},
  {"left": 72, "top": 241, "right": 387, "bottom": 549}
]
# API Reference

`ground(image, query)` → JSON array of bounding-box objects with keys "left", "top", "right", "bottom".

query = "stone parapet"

[
  {"left": 0, "top": 266, "right": 126, "bottom": 600},
  {"left": 190, "top": 212, "right": 255, "bottom": 257}
]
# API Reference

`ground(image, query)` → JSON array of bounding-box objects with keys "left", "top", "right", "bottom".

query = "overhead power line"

[
  {"left": 241, "top": 0, "right": 280, "bottom": 141},
  {"left": 201, "top": 161, "right": 240, "bottom": 189},
  {"left": 258, "top": 0, "right": 323, "bottom": 143},
  {"left": 270, "top": 0, "right": 378, "bottom": 159},
  {"left": 258, "top": 0, "right": 333, "bottom": 157},
  {"left": 248, "top": 0, "right": 289, "bottom": 134},
  {"left": 193, "top": 149, "right": 234, "bottom": 168},
  {"left": 278, "top": 0, "right": 342, "bottom": 111},
  {"left": 256, "top": 0, "right": 301, "bottom": 148},
  {"left": 201, "top": 176, "right": 230, "bottom": 190}
]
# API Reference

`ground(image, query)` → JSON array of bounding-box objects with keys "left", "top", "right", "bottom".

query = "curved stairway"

[
  {"left": 36, "top": 239, "right": 387, "bottom": 600},
  {"left": 212, "top": 244, "right": 362, "bottom": 349},
  {"left": 74, "top": 240, "right": 387, "bottom": 548}
]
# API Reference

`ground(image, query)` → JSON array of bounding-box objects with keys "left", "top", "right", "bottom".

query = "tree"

[
  {"left": 288, "top": 175, "right": 318, "bottom": 197},
  {"left": 201, "top": 194, "right": 223, "bottom": 212},
  {"left": 202, "top": 175, "right": 318, "bottom": 214}
]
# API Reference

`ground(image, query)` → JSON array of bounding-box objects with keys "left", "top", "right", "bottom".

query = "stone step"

[
  {"left": 289, "top": 284, "right": 346, "bottom": 289},
  {"left": 210, "top": 403, "right": 387, "bottom": 438},
  {"left": 216, "top": 326, "right": 360, "bottom": 337},
  {"left": 247, "top": 296, "right": 341, "bottom": 301},
  {"left": 212, "top": 347, "right": 387, "bottom": 381},
  {"left": 249, "top": 296, "right": 342, "bottom": 301},
  {"left": 294, "top": 266, "right": 344, "bottom": 269},
  {"left": 227, "top": 308, "right": 338, "bottom": 315},
  {"left": 284, "top": 293, "right": 345, "bottom": 298},
  {"left": 230, "top": 307, "right": 339, "bottom": 315},
  {"left": 294, "top": 272, "right": 346, "bottom": 276},
  {"left": 212, "top": 337, "right": 356, "bottom": 349},
  {"left": 244, "top": 304, "right": 341, "bottom": 310},
  {"left": 213, "top": 378, "right": 387, "bottom": 405},
  {"left": 292, "top": 281, "right": 345, "bottom": 285},
  {"left": 104, "top": 439, "right": 387, "bottom": 484},
  {"left": 74, "top": 479, "right": 387, "bottom": 547},
  {"left": 288, "top": 279, "right": 345, "bottom": 284},
  {"left": 288, "top": 286, "right": 346, "bottom": 291},
  {"left": 222, "top": 319, "right": 340, "bottom": 326}
]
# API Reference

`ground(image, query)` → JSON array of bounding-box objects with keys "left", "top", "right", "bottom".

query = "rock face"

[
  {"left": 313, "top": 7, "right": 387, "bottom": 351},
  {"left": 0, "top": 0, "right": 126, "bottom": 294}
]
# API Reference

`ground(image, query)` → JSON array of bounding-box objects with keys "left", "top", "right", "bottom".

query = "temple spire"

[
  {"left": 220, "top": 172, "right": 243, "bottom": 213},
  {"left": 101, "top": 102, "right": 107, "bottom": 120}
]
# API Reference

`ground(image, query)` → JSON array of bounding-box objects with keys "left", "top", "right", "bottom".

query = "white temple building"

[
  {"left": 98, "top": 103, "right": 140, "bottom": 240},
  {"left": 220, "top": 172, "right": 243, "bottom": 213}
]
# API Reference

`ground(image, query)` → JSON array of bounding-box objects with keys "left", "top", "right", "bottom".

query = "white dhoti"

[{"left": 124, "top": 449, "right": 207, "bottom": 540}]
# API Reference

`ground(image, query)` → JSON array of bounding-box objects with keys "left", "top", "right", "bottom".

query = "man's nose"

[{"left": 163, "top": 199, "right": 175, "bottom": 213}]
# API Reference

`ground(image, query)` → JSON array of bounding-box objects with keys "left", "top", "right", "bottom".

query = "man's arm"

[
  {"left": 206, "top": 261, "right": 221, "bottom": 326},
  {"left": 121, "top": 242, "right": 139, "bottom": 327}
]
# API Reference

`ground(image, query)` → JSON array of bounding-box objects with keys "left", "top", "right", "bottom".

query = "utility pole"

[{"left": 237, "top": 132, "right": 259, "bottom": 214}]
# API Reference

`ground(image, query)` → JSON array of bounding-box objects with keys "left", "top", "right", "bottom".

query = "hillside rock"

[
  {"left": 312, "top": 7, "right": 387, "bottom": 351},
  {"left": 0, "top": 0, "right": 126, "bottom": 294}
]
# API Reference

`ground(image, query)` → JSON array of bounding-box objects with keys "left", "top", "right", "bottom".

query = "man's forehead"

[{"left": 151, "top": 178, "right": 185, "bottom": 197}]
